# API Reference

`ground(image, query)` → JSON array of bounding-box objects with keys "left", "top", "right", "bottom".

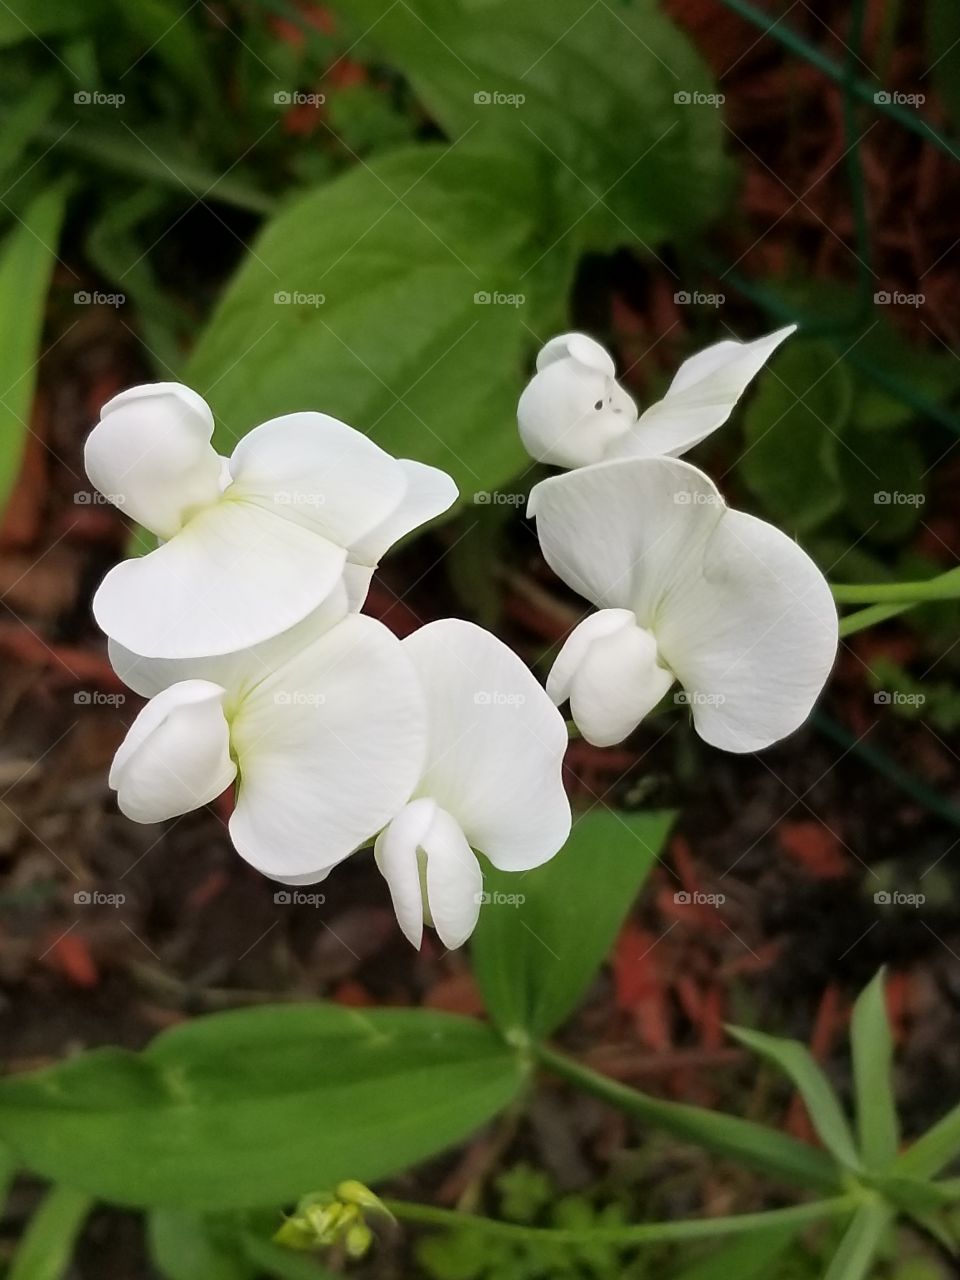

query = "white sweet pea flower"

[
  {"left": 86, "top": 384, "right": 457, "bottom": 658},
  {"left": 529, "top": 457, "right": 838, "bottom": 753},
  {"left": 107, "top": 585, "right": 427, "bottom": 880},
  {"left": 374, "top": 620, "right": 571, "bottom": 950},
  {"left": 517, "top": 325, "right": 795, "bottom": 469}
]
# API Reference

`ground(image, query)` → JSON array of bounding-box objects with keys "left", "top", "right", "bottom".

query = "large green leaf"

[
  {"left": 728, "top": 1027, "right": 861, "bottom": 1172},
  {"left": 186, "top": 142, "right": 571, "bottom": 500},
  {"left": 0, "top": 1005, "right": 523, "bottom": 1210},
  {"left": 0, "top": 183, "right": 67, "bottom": 517},
  {"left": 472, "top": 807, "right": 673, "bottom": 1039},
  {"left": 335, "top": 0, "right": 731, "bottom": 250},
  {"left": 850, "top": 970, "right": 898, "bottom": 1171}
]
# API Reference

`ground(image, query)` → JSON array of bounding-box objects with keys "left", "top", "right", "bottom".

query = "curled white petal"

[
  {"left": 548, "top": 610, "right": 674, "bottom": 747},
  {"left": 608, "top": 325, "right": 796, "bottom": 461},
  {"left": 375, "top": 799, "right": 482, "bottom": 950},
  {"left": 402, "top": 619, "right": 570, "bottom": 871},
  {"left": 109, "top": 679, "right": 235, "bottom": 822},
  {"left": 84, "top": 383, "right": 223, "bottom": 539},
  {"left": 348, "top": 458, "right": 459, "bottom": 568},
  {"left": 518, "top": 332, "right": 637, "bottom": 468}
]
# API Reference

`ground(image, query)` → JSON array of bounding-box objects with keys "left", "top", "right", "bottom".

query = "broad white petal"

[
  {"left": 227, "top": 412, "right": 406, "bottom": 548},
  {"left": 342, "top": 564, "right": 375, "bottom": 613},
  {"left": 529, "top": 457, "right": 723, "bottom": 622},
  {"left": 549, "top": 610, "right": 674, "bottom": 747},
  {"left": 228, "top": 615, "right": 426, "bottom": 879},
  {"left": 109, "top": 679, "right": 235, "bottom": 822},
  {"left": 422, "top": 808, "right": 483, "bottom": 950},
  {"left": 609, "top": 325, "right": 796, "bottom": 460},
  {"left": 518, "top": 340, "right": 637, "bottom": 469},
  {"left": 108, "top": 581, "right": 351, "bottom": 699},
  {"left": 84, "top": 383, "right": 223, "bottom": 539},
  {"left": 348, "top": 459, "right": 458, "bottom": 567},
  {"left": 93, "top": 500, "right": 347, "bottom": 659},
  {"left": 658, "top": 509, "right": 838, "bottom": 752},
  {"left": 403, "top": 620, "right": 570, "bottom": 871},
  {"left": 374, "top": 797, "right": 437, "bottom": 949}
]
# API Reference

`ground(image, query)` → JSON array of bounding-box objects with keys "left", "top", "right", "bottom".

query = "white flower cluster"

[
  {"left": 518, "top": 326, "right": 839, "bottom": 751},
  {"left": 87, "top": 386, "right": 570, "bottom": 950},
  {"left": 90, "top": 326, "right": 837, "bottom": 947}
]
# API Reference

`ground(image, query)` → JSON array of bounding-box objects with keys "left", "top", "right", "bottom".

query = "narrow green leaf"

[
  {"left": 727, "top": 1026, "right": 861, "bottom": 1171},
  {"left": 822, "top": 1200, "right": 891, "bottom": 1280},
  {"left": 8, "top": 1184, "right": 93, "bottom": 1280},
  {"left": 850, "top": 970, "right": 898, "bottom": 1170},
  {"left": 186, "top": 141, "right": 575, "bottom": 500},
  {"left": 0, "top": 1005, "right": 523, "bottom": 1210},
  {"left": 895, "top": 1100, "right": 960, "bottom": 1182},
  {"left": 668, "top": 1225, "right": 797, "bottom": 1280},
  {"left": 535, "top": 1044, "right": 841, "bottom": 1194},
  {"left": 0, "top": 183, "right": 67, "bottom": 517},
  {"left": 0, "top": 78, "right": 59, "bottom": 188},
  {"left": 0, "top": 0, "right": 106, "bottom": 46},
  {"left": 472, "top": 808, "right": 673, "bottom": 1039},
  {"left": 0, "top": 1140, "right": 16, "bottom": 1210}
]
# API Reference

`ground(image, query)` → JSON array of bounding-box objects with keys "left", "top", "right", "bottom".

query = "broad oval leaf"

[
  {"left": 335, "top": 0, "right": 732, "bottom": 250},
  {"left": 472, "top": 807, "right": 673, "bottom": 1039},
  {"left": 186, "top": 142, "right": 574, "bottom": 500},
  {"left": 0, "top": 1005, "right": 523, "bottom": 1210}
]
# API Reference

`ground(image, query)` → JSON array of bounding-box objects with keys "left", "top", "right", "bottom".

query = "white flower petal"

[
  {"left": 518, "top": 335, "right": 637, "bottom": 469},
  {"left": 93, "top": 500, "right": 347, "bottom": 659},
  {"left": 228, "top": 614, "right": 426, "bottom": 879},
  {"left": 536, "top": 332, "right": 615, "bottom": 376},
  {"left": 609, "top": 325, "right": 796, "bottom": 461},
  {"left": 374, "top": 797, "right": 437, "bottom": 949},
  {"left": 108, "top": 581, "right": 351, "bottom": 700},
  {"left": 348, "top": 459, "right": 458, "bottom": 568},
  {"left": 109, "top": 679, "right": 235, "bottom": 823},
  {"left": 84, "top": 383, "right": 223, "bottom": 539},
  {"left": 529, "top": 457, "right": 722, "bottom": 622},
  {"left": 657, "top": 508, "right": 838, "bottom": 752},
  {"left": 227, "top": 411, "right": 407, "bottom": 548},
  {"left": 549, "top": 610, "right": 674, "bottom": 747},
  {"left": 402, "top": 619, "right": 570, "bottom": 871},
  {"left": 422, "top": 808, "right": 483, "bottom": 950}
]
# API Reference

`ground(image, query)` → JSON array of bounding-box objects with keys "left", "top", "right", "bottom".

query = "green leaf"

[
  {"left": 895, "top": 1100, "right": 960, "bottom": 1182},
  {"left": 0, "top": 183, "right": 67, "bottom": 518},
  {"left": 850, "top": 970, "right": 899, "bottom": 1171},
  {"left": 148, "top": 1210, "right": 254, "bottom": 1280},
  {"left": 335, "top": 0, "right": 731, "bottom": 250},
  {"left": 837, "top": 427, "right": 926, "bottom": 544},
  {"left": 0, "top": 77, "right": 59, "bottom": 188},
  {"left": 740, "top": 340, "right": 851, "bottom": 534},
  {"left": 728, "top": 1026, "right": 861, "bottom": 1172},
  {"left": 822, "top": 1200, "right": 892, "bottom": 1280},
  {"left": 241, "top": 1233, "right": 342, "bottom": 1280},
  {"left": 0, "top": 1004, "right": 523, "bottom": 1210},
  {"left": 0, "top": 0, "right": 105, "bottom": 46},
  {"left": 535, "top": 1043, "right": 841, "bottom": 1193},
  {"left": 186, "top": 142, "right": 572, "bottom": 500},
  {"left": 472, "top": 807, "right": 673, "bottom": 1039},
  {"left": 668, "top": 1225, "right": 797, "bottom": 1280},
  {"left": 7, "top": 1184, "right": 93, "bottom": 1280}
]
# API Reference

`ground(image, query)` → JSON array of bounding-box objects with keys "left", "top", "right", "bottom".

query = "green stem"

[
  {"left": 533, "top": 1043, "right": 841, "bottom": 1193},
  {"left": 383, "top": 1192, "right": 857, "bottom": 1246},
  {"left": 838, "top": 601, "right": 915, "bottom": 637},
  {"left": 832, "top": 567, "right": 960, "bottom": 605},
  {"left": 716, "top": 0, "right": 960, "bottom": 162}
]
